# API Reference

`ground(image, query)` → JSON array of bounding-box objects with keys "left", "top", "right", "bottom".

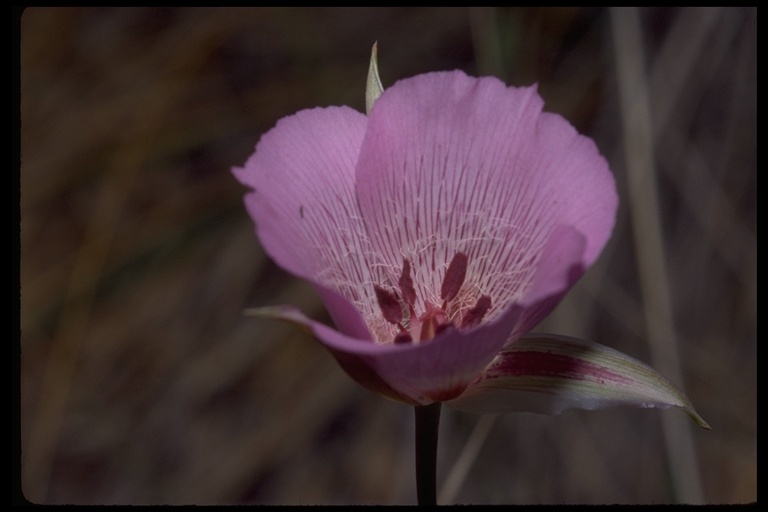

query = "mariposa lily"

[{"left": 233, "top": 45, "right": 708, "bottom": 504}]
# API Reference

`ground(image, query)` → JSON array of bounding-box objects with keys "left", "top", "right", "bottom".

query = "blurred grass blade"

[{"left": 447, "top": 333, "right": 710, "bottom": 430}]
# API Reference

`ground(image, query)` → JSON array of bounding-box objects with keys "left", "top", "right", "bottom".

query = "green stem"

[{"left": 415, "top": 402, "right": 442, "bottom": 506}]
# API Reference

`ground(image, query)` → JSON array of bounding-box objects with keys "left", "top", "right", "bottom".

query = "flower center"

[{"left": 373, "top": 252, "right": 492, "bottom": 344}]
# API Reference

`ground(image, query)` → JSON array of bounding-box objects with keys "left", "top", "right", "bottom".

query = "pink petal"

[
  {"left": 506, "top": 224, "right": 587, "bottom": 339},
  {"left": 446, "top": 334, "right": 710, "bottom": 429},
  {"left": 232, "top": 107, "right": 376, "bottom": 337},
  {"left": 235, "top": 71, "right": 621, "bottom": 410},
  {"left": 355, "top": 71, "right": 617, "bottom": 319},
  {"left": 249, "top": 300, "right": 528, "bottom": 405},
  {"left": 248, "top": 226, "right": 589, "bottom": 406}
]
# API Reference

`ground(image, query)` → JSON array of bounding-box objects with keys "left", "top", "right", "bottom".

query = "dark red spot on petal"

[{"left": 441, "top": 252, "right": 468, "bottom": 303}]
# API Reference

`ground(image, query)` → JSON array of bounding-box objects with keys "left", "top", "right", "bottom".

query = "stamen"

[
  {"left": 394, "top": 332, "right": 413, "bottom": 344},
  {"left": 460, "top": 295, "right": 492, "bottom": 328},
  {"left": 441, "top": 252, "right": 468, "bottom": 304},
  {"left": 372, "top": 253, "right": 491, "bottom": 344},
  {"left": 399, "top": 259, "right": 417, "bottom": 307},
  {"left": 435, "top": 322, "right": 455, "bottom": 336},
  {"left": 374, "top": 285, "right": 404, "bottom": 326}
]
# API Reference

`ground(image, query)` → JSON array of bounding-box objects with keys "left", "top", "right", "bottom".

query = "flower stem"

[{"left": 414, "top": 402, "right": 442, "bottom": 506}]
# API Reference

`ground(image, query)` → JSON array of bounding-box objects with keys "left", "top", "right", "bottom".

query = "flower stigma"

[{"left": 373, "top": 252, "right": 492, "bottom": 344}]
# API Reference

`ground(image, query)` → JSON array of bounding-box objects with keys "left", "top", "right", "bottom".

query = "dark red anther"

[
  {"left": 440, "top": 252, "right": 468, "bottom": 304},
  {"left": 399, "top": 259, "right": 417, "bottom": 307},
  {"left": 393, "top": 332, "right": 413, "bottom": 344},
  {"left": 435, "top": 321, "right": 455, "bottom": 336},
  {"left": 460, "top": 295, "right": 492, "bottom": 328},
  {"left": 374, "top": 285, "right": 403, "bottom": 326}
]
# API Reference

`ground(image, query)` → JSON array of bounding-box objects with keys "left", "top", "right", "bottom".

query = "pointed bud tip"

[
  {"left": 688, "top": 410, "right": 712, "bottom": 430},
  {"left": 366, "top": 42, "right": 384, "bottom": 115}
]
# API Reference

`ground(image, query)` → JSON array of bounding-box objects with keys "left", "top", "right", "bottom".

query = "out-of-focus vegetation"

[{"left": 19, "top": 7, "right": 755, "bottom": 504}]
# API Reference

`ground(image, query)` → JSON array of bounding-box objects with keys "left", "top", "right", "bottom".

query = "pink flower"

[{"left": 233, "top": 69, "right": 707, "bottom": 425}]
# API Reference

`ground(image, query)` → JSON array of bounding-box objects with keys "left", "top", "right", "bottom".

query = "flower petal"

[
  {"left": 232, "top": 107, "right": 378, "bottom": 337},
  {"left": 247, "top": 227, "right": 589, "bottom": 406},
  {"left": 355, "top": 71, "right": 617, "bottom": 317},
  {"left": 445, "top": 333, "right": 711, "bottom": 429},
  {"left": 247, "top": 297, "right": 528, "bottom": 405},
  {"left": 507, "top": 224, "right": 586, "bottom": 339}
]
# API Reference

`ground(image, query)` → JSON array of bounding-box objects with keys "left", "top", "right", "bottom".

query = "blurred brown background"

[{"left": 18, "top": 7, "right": 755, "bottom": 505}]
